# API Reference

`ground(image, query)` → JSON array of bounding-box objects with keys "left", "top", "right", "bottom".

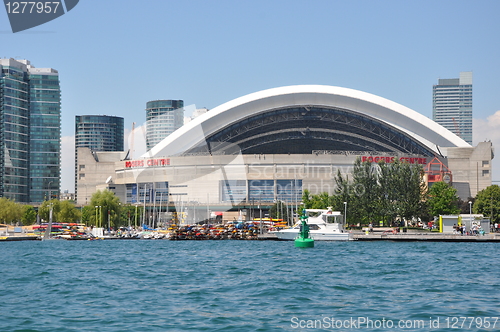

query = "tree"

[
  {"left": 378, "top": 161, "right": 399, "bottom": 224},
  {"left": 80, "top": 205, "right": 93, "bottom": 225},
  {"left": 0, "top": 198, "right": 23, "bottom": 224},
  {"left": 38, "top": 199, "right": 61, "bottom": 223},
  {"left": 350, "top": 158, "right": 380, "bottom": 225},
  {"left": 38, "top": 200, "right": 80, "bottom": 223},
  {"left": 395, "top": 160, "right": 427, "bottom": 222},
  {"left": 38, "top": 200, "right": 81, "bottom": 224},
  {"left": 427, "top": 181, "right": 460, "bottom": 217},
  {"left": 21, "top": 205, "right": 37, "bottom": 225},
  {"left": 302, "top": 189, "right": 313, "bottom": 209},
  {"left": 58, "top": 200, "right": 81, "bottom": 223},
  {"left": 120, "top": 204, "right": 140, "bottom": 228},
  {"left": 310, "top": 192, "right": 330, "bottom": 209},
  {"left": 302, "top": 191, "right": 339, "bottom": 210},
  {"left": 334, "top": 169, "right": 352, "bottom": 224},
  {"left": 474, "top": 185, "right": 500, "bottom": 223},
  {"left": 334, "top": 158, "right": 427, "bottom": 226},
  {"left": 89, "top": 190, "right": 122, "bottom": 229}
]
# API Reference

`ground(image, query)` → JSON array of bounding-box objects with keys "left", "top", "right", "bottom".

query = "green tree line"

[
  {"left": 0, "top": 190, "right": 144, "bottom": 229},
  {"left": 299, "top": 158, "right": 500, "bottom": 226},
  {"left": 3, "top": 173, "right": 500, "bottom": 227}
]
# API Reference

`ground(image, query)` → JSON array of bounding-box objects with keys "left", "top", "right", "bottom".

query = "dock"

[
  {"left": 257, "top": 233, "right": 279, "bottom": 240},
  {"left": 257, "top": 232, "right": 500, "bottom": 242},
  {"left": 352, "top": 233, "right": 500, "bottom": 242},
  {"left": 2, "top": 229, "right": 500, "bottom": 242},
  {"left": 0, "top": 235, "right": 40, "bottom": 241}
]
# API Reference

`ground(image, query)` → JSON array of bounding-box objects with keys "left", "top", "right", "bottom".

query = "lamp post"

[
  {"left": 469, "top": 201, "right": 472, "bottom": 231},
  {"left": 142, "top": 184, "right": 147, "bottom": 227},
  {"left": 158, "top": 192, "right": 163, "bottom": 227},
  {"left": 259, "top": 193, "right": 262, "bottom": 235},
  {"left": 47, "top": 181, "right": 53, "bottom": 201},
  {"left": 134, "top": 204, "right": 138, "bottom": 228},
  {"left": 95, "top": 206, "right": 98, "bottom": 227},
  {"left": 344, "top": 201, "right": 347, "bottom": 225},
  {"left": 99, "top": 206, "right": 102, "bottom": 228},
  {"left": 152, "top": 189, "right": 156, "bottom": 228}
]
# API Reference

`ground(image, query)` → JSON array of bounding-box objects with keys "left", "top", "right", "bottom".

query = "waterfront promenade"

[
  {"left": 3, "top": 231, "right": 500, "bottom": 242},
  {"left": 258, "top": 232, "right": 500, "bottom": 242},
  {"left": 3, "top": 222, "right": 500, "bottom": 242},
  {"left": 0, "top": 224, "right": 39, "bottom": 241},
  {"left": 352, "top": 232, "right": 500, "bottom": 242}
]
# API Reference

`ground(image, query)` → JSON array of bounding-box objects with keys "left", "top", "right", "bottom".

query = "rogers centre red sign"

[
  {"left": 125, "top": 158, "right": 170, "bottom": 168},
  {"left": 362, "top": 156, "right": 428, "bottom": 165}
]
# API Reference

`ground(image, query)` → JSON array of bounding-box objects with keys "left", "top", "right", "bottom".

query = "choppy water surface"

[{"left": 2, "top": 240, "right": 500, "bottom": 331}]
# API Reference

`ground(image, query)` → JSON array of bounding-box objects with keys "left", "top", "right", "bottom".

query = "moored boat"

[{"left": 271, "top": 208, "right": 352, "bottom": 241}]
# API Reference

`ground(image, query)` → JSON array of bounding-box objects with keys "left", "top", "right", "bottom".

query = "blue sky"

[{"left": 2, "top": 0, "right": 500, "bottom": 191}]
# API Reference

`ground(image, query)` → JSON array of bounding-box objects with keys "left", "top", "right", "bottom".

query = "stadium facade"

[{"left": 76, "top": 85, "right": 494, "bottom": 218}]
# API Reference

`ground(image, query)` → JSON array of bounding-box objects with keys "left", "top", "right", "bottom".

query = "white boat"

[{"left": 272, "top": 208, "right": 352, "bottom": 241}]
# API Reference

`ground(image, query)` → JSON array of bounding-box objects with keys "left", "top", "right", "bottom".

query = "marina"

[
  {"left": 3, "top": 212, "right": 500, "bottom": 242},
  {"left": 3, "top": 227, "right": 500, "bottom": 242}
]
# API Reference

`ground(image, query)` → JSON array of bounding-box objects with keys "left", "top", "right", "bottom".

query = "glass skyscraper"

[
  {"left": 0, "top": 58, "right": 61, "bottom": 203},
  {"left": 75, "top": 115, "right": 124, "bottom": 152},
  {"left": 432, "top": 72, "right": 473, "bottom": 144},
  {"left": 146, "top": 100, "right": 184, "bottom": 151}
]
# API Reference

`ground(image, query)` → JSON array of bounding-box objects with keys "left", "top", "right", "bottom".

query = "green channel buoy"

[{"left": 295, "top": 209, "right": 314, "bottom": 248}]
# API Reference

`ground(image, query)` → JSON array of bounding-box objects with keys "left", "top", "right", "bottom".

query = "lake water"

[{"left": 1, "top": 240, "right": 500, "bottom": 331}]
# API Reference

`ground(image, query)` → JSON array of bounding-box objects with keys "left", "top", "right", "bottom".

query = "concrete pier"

[
  {"left": 0, "top": 235, "right": 40, "bottom": 241},
  {"left": 258, "top": 232, "right": 500, "bottom": 242},
  {"left": 353, "top": 233, "right": 500, "bottom": 242}
]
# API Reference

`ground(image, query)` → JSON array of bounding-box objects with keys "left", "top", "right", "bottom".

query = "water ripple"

[{"left": 2, "top": 241, "right": 500, "bottom": 331}]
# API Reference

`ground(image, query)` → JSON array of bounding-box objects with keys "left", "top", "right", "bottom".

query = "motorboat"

[{"left": 271, "top": 208, "right": 352, "bottom": 241}]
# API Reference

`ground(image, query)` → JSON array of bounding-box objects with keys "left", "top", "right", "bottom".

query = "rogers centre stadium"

[{"left": 76, "top": 85, "right": 494, "bottom": 220}]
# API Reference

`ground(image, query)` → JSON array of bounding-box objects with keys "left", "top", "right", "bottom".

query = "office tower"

[
  {"left": 146, "top": 100, "right": 184, "bottom": 151},
  {"left": 0, "top": 58, "right": 61, "bottom": 203},
  {"left": 75, "top": 115, "right": 124, "bottom": 202},
  {"left": 432, "top": 72, "right": 473, "bottom": 144},
  {"left": 75, "top": 115, "right": 124, "bottom": 152}
]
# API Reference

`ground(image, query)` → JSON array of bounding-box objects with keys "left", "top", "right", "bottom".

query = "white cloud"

[{"left": 474, "top": 110, "right": 500, "bottom": 181}]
